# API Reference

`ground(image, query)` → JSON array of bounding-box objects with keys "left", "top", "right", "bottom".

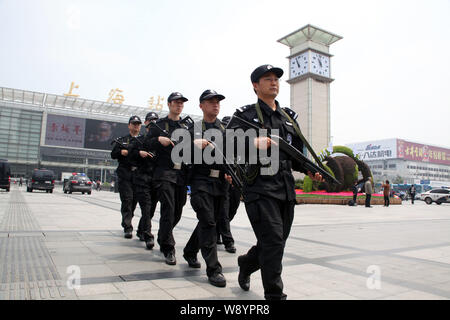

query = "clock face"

[
  {"left": 290, "top": 52, "right": 308, "bottom": 78},
  {"left": 310, "top": 52, "right": 330, "bottom": 77}
]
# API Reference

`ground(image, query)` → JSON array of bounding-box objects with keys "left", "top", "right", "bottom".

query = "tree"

[{"left": 393, "top": 175, "right": 404, "bottom": 184}]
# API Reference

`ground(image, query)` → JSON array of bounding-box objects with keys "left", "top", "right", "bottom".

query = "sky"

[{"left": 0, "top": 0, "right": 449, "bottom": 149}]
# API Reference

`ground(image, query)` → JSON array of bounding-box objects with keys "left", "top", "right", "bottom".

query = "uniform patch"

[
  {"left": 283, "top": 107, "right": 298, "bottom": 120},
  {"left": 237, "top": 105, "right": 252, "bottom": 113},
  {"left": 286, "top": 133, "right": 293, "bottom": 145}
]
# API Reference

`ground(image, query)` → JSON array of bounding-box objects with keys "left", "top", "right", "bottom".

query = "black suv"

[
  {"left": 63, "top": 173, "right": 92, "bottom": 195},
  {"left": 0, "top": 159, "right": 11, "bottom": 192},
  {"left": 27, "top": 169, "right": 55, "bottom": 193}
]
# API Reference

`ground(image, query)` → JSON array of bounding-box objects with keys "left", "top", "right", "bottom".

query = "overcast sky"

[{"left": 1, "top": 0, "right": 449, "bottom": 148}]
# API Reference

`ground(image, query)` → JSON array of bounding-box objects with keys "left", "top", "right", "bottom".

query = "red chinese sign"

[{"left": 397, "top": 139, "right": 450, "bottom": 165}]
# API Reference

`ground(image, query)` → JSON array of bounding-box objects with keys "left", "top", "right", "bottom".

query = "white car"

[{"left": 420, "top": 188, "right": 450, "bottom": 205}]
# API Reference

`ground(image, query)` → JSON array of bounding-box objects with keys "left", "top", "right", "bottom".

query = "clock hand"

[{"left": 296, "top": 58, "right": 300, "bottom": 68}]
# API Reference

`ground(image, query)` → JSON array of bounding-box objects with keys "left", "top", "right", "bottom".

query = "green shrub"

[
  {"left": 295, "top": 179, "right": 303, "bottom": 189},
  {"left": 303, "top": 176, "right": 313, "bottom": 192}
]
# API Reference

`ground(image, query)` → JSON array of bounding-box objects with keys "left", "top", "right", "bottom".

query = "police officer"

[
  {"left": 145, "top": 93, "right": 190, "bottom": 265},
  {"left": 232, "top": 65, "right": 323, "bottom": 300},
  {"left": 136, "top": 112, "right": 160, "bottom": 242},
  {"left": 128, "top": 118, "right": 157, "bottom": 249},
  {"left": 215, "top": 116, "right": 239, "bottom": 253},
  {"left": 182, "top": 89, "right": 232, "bottom": 288},
  {"left": 111, "top": 115, "right": 144, "bottom": 239}
]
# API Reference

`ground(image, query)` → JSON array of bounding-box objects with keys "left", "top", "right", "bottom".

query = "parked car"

[
  {"left": 0, "top": 159, "right": 11, "bottom": 192},
  {"left": 63, "top": 173, "right": 92, "bottom": 194},
  {"left": 27, "top": 169, "right": 55, "bottom": 193},
  {"left": 420, "top": 188, "right": 450, "bottom": 205}
]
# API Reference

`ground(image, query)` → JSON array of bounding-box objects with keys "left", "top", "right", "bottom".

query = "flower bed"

[{"left": 295, "top": 190, "right": 402, "bottom": 205}]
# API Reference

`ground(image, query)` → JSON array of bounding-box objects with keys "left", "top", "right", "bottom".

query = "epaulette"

[
  {"left": 283, "top": 107, "right": 299, "bottom": 121},
  {"left": 236, "top": 104, "right": 254, "bottom": 114}
]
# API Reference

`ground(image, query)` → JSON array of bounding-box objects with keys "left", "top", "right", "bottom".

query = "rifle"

[
  {"left": 191, "top": 120, "right": 243, "bottom": 191},
  {"left": 147, "top": 116, "right": 194, "bottom": 145},
  {"left": 111, "top": 137, "right": 155, "bottom": 158},
  {"left": 111, "top": 138, "right": 129, "bottom": 149},
  {"left": 227, "top": 115, "right": 341, "bottom": 186}
]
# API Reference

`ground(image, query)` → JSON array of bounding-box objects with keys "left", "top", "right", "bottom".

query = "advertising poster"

[
  {"left": 346, "top": 139, "right": 397, "bottom": 161},
  {"left": 397, "top": 139, "right": 450, "bottom": 166},
  {"left": 84, "top": 119, "right": 129, "bottom": 150},
  {"left": 45, "top": 114, "right": 86, "bottom": 148}
]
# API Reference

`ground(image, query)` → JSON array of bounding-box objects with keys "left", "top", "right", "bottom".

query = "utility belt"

[
  {"left": 157, "top": 162, "right": 183, "bottom": 171},
  {"left": 194, "top": 167, "right": 223, "bottom": 179}
]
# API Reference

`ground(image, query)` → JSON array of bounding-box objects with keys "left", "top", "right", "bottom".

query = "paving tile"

[
  {"left": 152, "top": 278, "right": 198, "bottom": 290},
  {"left": 381, "top": 290, "right": 448, "bottom": 300},
  {"left": 165, "top": 285, "right": 217, "bottom": 300},
  {"left": 113, "top": 280, "right": 159, "bottom": 293},
  {"left": 74, "top": 283, "right": 120, "bottom": 297},
  {"left": 123, "top": 289, "right": 175, "bottom": 300},
  {"left": 79, "top": 293, "right": 128, "bottom": 300}
]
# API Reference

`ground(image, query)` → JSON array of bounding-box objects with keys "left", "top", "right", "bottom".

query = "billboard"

[
  {"left": 45, "top": 114, "right": 85, "bottom": 148},
  {"left": 84, "top": 119, "right": 129, "bottom": 150},
  {"left": 397, "top": 139, "right": 450, "bottom": 166},
  {"left": 45, "top": 114, "right": 132, "bottom": 151},
  {"left": 346, "top": 139, "right": 397, "bottom": 161}
]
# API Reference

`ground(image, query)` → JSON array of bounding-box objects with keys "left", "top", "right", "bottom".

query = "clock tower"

[{"left": 278, "top": 24, "right": 342, "bottom": 158}]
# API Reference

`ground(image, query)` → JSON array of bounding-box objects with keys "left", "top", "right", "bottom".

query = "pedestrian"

[
  {"left": 19, "top": 177, "right": 23, "bottom": 187},
  {"left": 183, "top": 89, "right": 232, "bottom": 288},
  {"left": 96, "top": 179, "right": 101, "bottom": 191},
  {"left": 409, "top": 184, "right": 417, "bottom": 204},
  {"left": 136, "top": 112, "right": 160, "bottom": 242},
  {"left": 381, "top": 180, "right": 390, "bottom": 207},
  {"left": 144, "top": 93, "right": 190, "bottom": 265},
  {"left": 352, "top": 179, "right": 364, "bottom": 206},
  {"left": 230, "top": 65, "right": 323, "bottom": 300},
  {"left": 110, "top": 115, "right": 143, "bottom": 239},
  {"left": 364, "top": 177, "right": 373, "bottom": 208}
]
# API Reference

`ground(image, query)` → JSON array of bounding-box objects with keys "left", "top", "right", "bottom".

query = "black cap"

[
  {"left": 168, "top": 92, "right": 188, "bottom": 102},
  {"left": 145, "top": 112, "right": 159, "bottom": 122},
  {"left": 250, "top": 64, "right": 284, "bottom": 83},
  {"left": 199, "top": 89, "right": 225, "bottom": 103},
  {"left": 128, "top": 115, "right": 142, "bottom": 124}
]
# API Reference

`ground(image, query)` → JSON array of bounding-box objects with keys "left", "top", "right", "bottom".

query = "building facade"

[
  {"left": 0, "top": 87, "right": 202, "bottom": 182},
  {"left": 346, "top": 138, "right": 450, "bottom": 187}
]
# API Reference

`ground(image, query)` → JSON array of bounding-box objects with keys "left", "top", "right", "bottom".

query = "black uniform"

[
  {"left": 145, "top": 117, "right": 189, "bottom": 257},
  {"left": 216, "top": 175, "right": 240, "bottom": 246},
  {"left": 183, "top": 119, "right": 232, "bottom": 278},
  {"left": 129, "top": 135, "right": 157, "bottom": 243},
  {"left": 233, "top": 99, "right": 307, "bottom": 300},
  {"left": 111, "top": 134, "right": 140, "bottom": 233}
]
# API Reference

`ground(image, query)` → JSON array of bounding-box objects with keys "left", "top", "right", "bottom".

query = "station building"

[
  {"left": 0, "top": 86, "right": 202, "bottom": 182},
  {"left": 346, "top": 139, "right": 450, "bottom": 187}
]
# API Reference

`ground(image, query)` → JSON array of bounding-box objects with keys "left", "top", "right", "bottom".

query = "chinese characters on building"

[
  {"left": 147, "top": 95, "right": 165, "bottom": 111},
  {"left": 62, "top": 82, "right": 166, "bottom": 111},
  {"left": 397, "top": 139, "right": 450, "bottom": 166}
]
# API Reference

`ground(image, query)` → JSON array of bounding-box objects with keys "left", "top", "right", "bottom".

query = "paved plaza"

[{"left": 0, "top": 185, "right": 449, "bottom": 300}]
